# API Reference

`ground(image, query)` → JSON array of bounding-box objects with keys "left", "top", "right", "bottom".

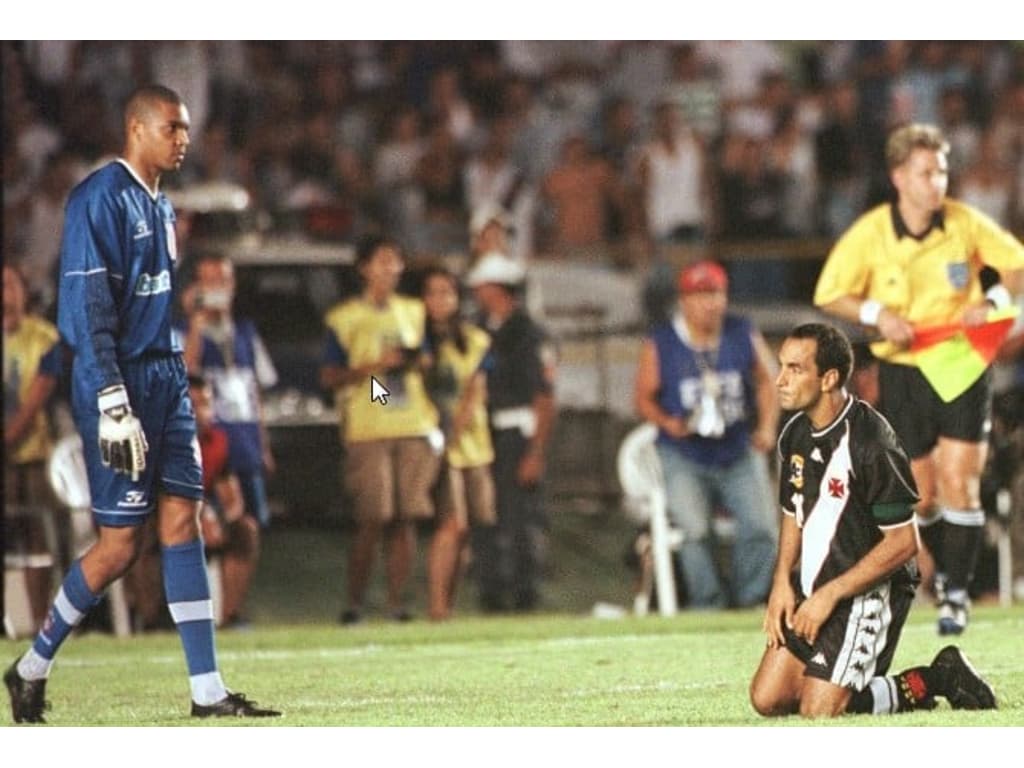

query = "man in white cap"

[
  {"left": 465, "top": 252, "right": 556, "bottom": 612},
  {"left": 467, "top": 204, "right": 546, "bottom": 323}
]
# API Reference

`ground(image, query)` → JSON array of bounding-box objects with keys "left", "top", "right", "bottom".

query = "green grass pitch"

[{"left": 3, "top": 602, "right": 1020, "bottom": 727}]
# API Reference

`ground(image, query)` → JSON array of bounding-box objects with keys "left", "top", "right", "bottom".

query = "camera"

[
  {"left": 385, "top": 346, "right": 422, "bottom": 374},
  {"left": 194, "top": 288, "right": 230, "bottom": 311}
]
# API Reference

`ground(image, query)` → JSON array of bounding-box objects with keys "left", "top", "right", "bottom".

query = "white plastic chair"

[
  {"left": 617, "top": 423, "right": 681, "bottom": 616},
  {"left": 47, "top": 434, "right": 132, "bottom": 637},
  {"left": 617, "top": 423, "right": 740, "bottom": 616}
]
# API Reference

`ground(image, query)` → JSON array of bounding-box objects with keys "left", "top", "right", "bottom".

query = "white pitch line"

[
  {"left": 568, "top": 680, "right": 711, "bottom": 697},
  {"left": 57, "top": 644, "right": 386, "bottom": 668}
]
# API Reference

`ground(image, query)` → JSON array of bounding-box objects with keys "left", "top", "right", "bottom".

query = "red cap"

[{"left": 678, "top": 260, "right": 728, "bottom": 294}]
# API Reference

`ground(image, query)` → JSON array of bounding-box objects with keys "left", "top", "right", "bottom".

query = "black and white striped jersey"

[{"left": 777, "top": 396, "right": 920, "bottom": 598}]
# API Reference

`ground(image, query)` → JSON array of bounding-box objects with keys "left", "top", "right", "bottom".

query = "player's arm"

[
  {"left": 764, "top": 511, "right": 801, "bottom": 648},
  {"left": 634, "top": 339, "right": 688, "bottom": 438},
  {"left": 791, "top": 516, "right": 917, "bottom": 645},
  {"left": 58, "top": 193, "right": 125, "bottom": 393},
  {"left": 750, "top": 330, "right": 779, "bottom": 452},
  {"left": 59, "top": 192, "right": 148, "bottom": 479}
]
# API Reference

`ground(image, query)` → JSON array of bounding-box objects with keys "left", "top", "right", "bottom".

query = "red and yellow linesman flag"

[{"left": 911, "top": 307, "right": 1020, "bottom": 402}]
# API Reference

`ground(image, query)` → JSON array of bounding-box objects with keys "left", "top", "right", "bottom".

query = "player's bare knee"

[
  {"left": 750, "top": 693, "right": 793, "bottom": 717},
  {"left": 86, "top": 528, "right": 143, "bottom": 582},
  {"left": 749, "top": 680, "right": 793, "bottom": 717},
  {"left": 158, "top": 499, "right": 203, "bottom": 545}
]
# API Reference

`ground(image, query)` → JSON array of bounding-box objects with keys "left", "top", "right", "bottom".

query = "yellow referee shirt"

[
  {"left": 324, "top": 294, "right": 438, "bottom": 442},
  {"left": 814, "top": 200, "right": 1024, "bottom": 365}
]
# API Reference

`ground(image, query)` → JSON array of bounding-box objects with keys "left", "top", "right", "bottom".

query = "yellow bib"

[
  {"left": 324, "top": 295, "right": 438, "bottom": 442},
  {"left": 4, "top": 315, "right": 60, "bottom": 463},
  {"left": 435, "top": 323, "right": 494, "bottom": 468}
]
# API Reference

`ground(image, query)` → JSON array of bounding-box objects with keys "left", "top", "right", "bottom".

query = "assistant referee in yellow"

[{"left": 814, "top": 122, "right": 1024, "bottom": 636}]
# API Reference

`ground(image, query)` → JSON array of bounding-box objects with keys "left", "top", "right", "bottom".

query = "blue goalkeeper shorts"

[{"left": 73, "top": 354, "right": 203, "bottom": 527}]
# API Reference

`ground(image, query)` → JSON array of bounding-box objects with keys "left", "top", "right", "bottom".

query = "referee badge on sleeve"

[{"left": 946, "top": 261, "right": 968, "bottom": 290}]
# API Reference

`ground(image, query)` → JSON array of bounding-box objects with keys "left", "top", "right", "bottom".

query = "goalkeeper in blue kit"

[{"left": 4, "top": 84, "right": 279, "bottom": 723}]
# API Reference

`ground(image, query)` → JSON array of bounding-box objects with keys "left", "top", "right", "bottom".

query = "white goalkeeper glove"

[{"left": 98, "top": 384, "right": 149, "bottom": 481}]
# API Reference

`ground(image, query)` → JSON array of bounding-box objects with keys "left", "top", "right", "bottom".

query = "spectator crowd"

[
  {"left": 4, "top": 41, "right": 1024, "bottom": 629},
  {"left": 6, "top": 41, "right": 1024, "bottom": 317}
]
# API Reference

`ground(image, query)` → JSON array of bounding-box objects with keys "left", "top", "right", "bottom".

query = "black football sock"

[
  {"left": 846, "top": 667, "right": 938, "bottom": 714},
  {"left": 941, "top": 509, "right": 985, "bottom": 596},
  {"left": 917, "top": 513, "right": 946, "bottom": 575}
]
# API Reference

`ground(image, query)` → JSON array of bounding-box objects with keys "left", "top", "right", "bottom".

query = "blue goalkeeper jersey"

[{"left": 58, "top": 160, "right": 182, "bottom": 395}]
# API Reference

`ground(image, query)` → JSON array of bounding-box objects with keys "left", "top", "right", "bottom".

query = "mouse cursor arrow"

[{"left": 370, "top": 376, "right": 390, "bottom": 405}]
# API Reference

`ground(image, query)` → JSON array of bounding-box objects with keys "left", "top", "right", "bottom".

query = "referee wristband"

[
  {"left": 985, "top": 284, "right": 1011, "bottom": 311},
  {"left": 858, "top": 299, "right": 883, "bottom": 327}
]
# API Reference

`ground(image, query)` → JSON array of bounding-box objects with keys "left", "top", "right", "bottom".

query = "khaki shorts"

[
  {"left": 4, "top": 461, "right": 54, "bottom": 508},
  {"left": 437, "top": 463, "right": 496, "bottom": 527},
  {"left": 344, "top": 437, "right": 441, "bottom": 523}
]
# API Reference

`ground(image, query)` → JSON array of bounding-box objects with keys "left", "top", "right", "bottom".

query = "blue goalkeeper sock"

[
  {"left": 162, "top": 539, "right": 227, "bottom": 705},
  {"left": 19, "top": 559, "right": 101, "bottom": 679}
]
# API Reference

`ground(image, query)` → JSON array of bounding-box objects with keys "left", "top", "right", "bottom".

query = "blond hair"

[{"left": 885, "top": 123, "right": 950, "bottom": 170}]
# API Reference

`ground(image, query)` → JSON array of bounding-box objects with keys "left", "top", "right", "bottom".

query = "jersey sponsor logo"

[
  {"left": 789, "top": 454, "right": 804, "bottom": 490},
  {"left": 946, "top": 261, "right": 969, "bottom": 290},
  {"left": 133, "top": 221, "right": 154, "bottom": 240},
  {"left": 827, "top": 476, "right": 845, "bottom": 499},
  {"left": 118, "top": 489, "right": 148, "bottom": 508},
  {"left": 134, "top": 270, "right": 171, "bottom": 296}
]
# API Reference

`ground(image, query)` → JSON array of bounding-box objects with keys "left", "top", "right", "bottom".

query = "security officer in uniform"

[{"left": 466, "top": 252, "right": 556, "bottom": 612}]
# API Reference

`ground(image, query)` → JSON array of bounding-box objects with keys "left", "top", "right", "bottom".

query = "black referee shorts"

[{"left": 877, "top": 361, "right": 992, "bottom": 459}]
